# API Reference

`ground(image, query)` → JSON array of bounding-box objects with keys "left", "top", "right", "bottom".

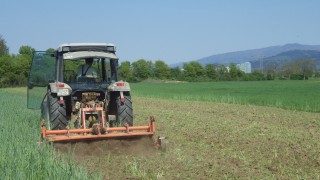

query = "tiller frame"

[{"left": 41, "top": 106, "right": 156, "bottom": 142}]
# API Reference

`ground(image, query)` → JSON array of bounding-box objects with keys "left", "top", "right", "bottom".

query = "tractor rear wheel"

[
  {"left": 47, "top": 90, "right": 68, "bottom": 130},
  {"left": 116, "top": 93, "right": 133, "bottom": 126}
]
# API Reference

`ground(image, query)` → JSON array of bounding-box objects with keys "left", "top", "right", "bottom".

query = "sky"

[{"left": 1, "top": 0, "right": 320, "bottom": 65}]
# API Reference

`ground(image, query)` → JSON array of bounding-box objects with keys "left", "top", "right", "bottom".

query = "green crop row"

[
  {"left": 131, "top": 80, "right": 320, "bottom": 112},
  {"left": 0, "top": 89, "right": 99, "bottom": 180}
]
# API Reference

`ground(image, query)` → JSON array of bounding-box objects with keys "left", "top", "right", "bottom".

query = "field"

[
  {"left": 0, "top": 81, "right": 319, "bottom": 179},
  {"left": 131, "top": 80, "right": 320, "bottom": 112}
]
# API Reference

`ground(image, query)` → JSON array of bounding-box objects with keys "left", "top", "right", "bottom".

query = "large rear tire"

[
  {"left": 116, "top": 92, "right": 133, "bottom": 126},
  {"left": 47, "top": 90, "right": 68, "bottom": 130}
]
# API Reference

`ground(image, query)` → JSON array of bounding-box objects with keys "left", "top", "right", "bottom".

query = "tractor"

[{"left": 27, "top": 43, "right": 159, "bottom": 143}]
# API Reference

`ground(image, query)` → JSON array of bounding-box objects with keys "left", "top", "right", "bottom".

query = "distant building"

[{"left": 238, "top": 62, "right": 251, "bottom": 73}]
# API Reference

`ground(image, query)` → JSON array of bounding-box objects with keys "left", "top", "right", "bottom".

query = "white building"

[{"left": 238, "top": 62, "right": 251, "bottom": 73}]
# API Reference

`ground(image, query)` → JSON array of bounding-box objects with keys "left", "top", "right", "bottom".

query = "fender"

[
  {"left": 48, "top": 82, "right": 72, "bottom": 96},
  {"left": 108, "top": 80, "right": 131, "bottom": 92}
]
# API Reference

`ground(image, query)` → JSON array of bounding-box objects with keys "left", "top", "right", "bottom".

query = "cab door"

[{"left": 27, "top": 51, "right": 56, "bottom": 109}]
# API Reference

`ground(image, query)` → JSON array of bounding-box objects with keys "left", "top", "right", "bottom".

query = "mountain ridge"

[
  {"left": 170, "top": 43, "right": 320, "bottom": 67},
  {"left": 251, "top": 49, "right": 320, "bottom": 70}
]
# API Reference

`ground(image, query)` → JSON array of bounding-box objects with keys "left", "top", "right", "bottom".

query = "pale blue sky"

[{"left": 1, "top": 0, "right": 319, "bottom": 64}]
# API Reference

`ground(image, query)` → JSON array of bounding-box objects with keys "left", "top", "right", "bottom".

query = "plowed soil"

[
  {"left": 54, "top": 97, "right": 320, "bottom": 179},
  {"left": 55, "top": 137, "right": 156, "bottom": 157}
]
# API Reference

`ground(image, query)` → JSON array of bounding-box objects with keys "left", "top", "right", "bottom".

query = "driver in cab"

[{"left": 77, "top": 58, "right": 98, "bottom": 79}]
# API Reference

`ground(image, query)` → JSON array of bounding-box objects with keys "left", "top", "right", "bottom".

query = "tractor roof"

[
  {"left": 63, "top": 51, "right": 118, "bottom": 60},
  {"left": 58, "top": 43, "right": 118, "bottom": 60},
  {"left": 57, "top": 43, "right": 116, "bottom": 53}
]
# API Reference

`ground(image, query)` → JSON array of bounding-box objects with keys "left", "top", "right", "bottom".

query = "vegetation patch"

[
  {"left": 1, "top": 86, "right": 319, "bottom": 179},
  {"left": 0, "top": 89, "right": 98, "bottom": 179},
  {"left": 131, "top": 80, "right": 320, "bottom": 112}
]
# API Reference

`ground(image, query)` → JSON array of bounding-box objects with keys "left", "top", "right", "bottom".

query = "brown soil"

[
  {"left": 54, "top": 136, "right": 156, "bottom": 157},
  {"left": 53, "top": 97, "right": 320, "bottom": 179}
]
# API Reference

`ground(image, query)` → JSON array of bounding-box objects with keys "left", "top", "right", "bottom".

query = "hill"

[
  {"left": 170, "top": 43, "right": 320, "bottom": 67},
  {"left": 251, "top": 49, "right": 320, "bottom": 71}
]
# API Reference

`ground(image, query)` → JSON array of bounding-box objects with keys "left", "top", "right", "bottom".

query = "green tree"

[
  {"left": 205, "top": 64, "right": 217, "bottom": 80},
  {"left": 182, "top": 63, "right": 195, "bottom": 81},
  {"left": 170, "top": 67, "right": 182, "bottom": 80},
  {"left": 0, "top": 35, "right": 9, "bottom": 56},
  {"left": 154, "top": 60, "right": 171, "bottom": 79},
  {"left": 229, "top": 64, "right": 238, "bottom": 80},
  {"left": 251, "top": 70, "right": 265, "bottom": 80},
  {"left": 118, "top": 61, "right": 132, "bottom": 81},
  {"left": 283, "top": 60, "right": 300, "bottom": 80},
  {"left": 296, "top": 58, "right": 316, "bottom": 80},
  {"left": 147, "top": 60, "right": 155, "bottom": 78},
  {"left": 131, "top": 59, "right": 152, "bottom": 81},
  {"left": 283, "top": 58, "right": 315, "bottom": 80},
  {"left": 217, "top": 65, "right": 230, "bottom": 81},
  {"left": 315, "top": 70, "right": 320, "bottom": 78},
  {"left": 265, "top": 63, "right": 278, "bottom": 80},
  {"left": 46, "top": 48, "right": 55, "bottom": 53},
  {"left": 17, "top": 45, "right": 35, "bottom": 79},
  {"left": 182, "top": 61, "right": 204, "bottom": 81},
  {"left": 0, "top": 55, "right": 28, "bottom": 87},
  {"left": 19, "top": 45, "right": 34, "bottom": 58},
  {"left": 192, "top": 61, "right": 204, "bottom": 77},
  {"left": 0, "top": 56, "right": 13, "bottom": 86}
]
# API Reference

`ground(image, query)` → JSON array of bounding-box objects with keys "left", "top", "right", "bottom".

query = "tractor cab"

[
  {"left": 27, "top": 43, "right": 124, "bottom": 109},
  {"left": 57, "top": 43, "right": 119, "bottom": 91}
]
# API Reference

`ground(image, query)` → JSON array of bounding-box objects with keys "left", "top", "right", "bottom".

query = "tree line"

[
  {"left": 118, "top": 58, "right": 318, "bottom": 82},
  {"left": 118, "top": 60, "right": 263, "bottom": 82},
  {"left": 0, "top": 35, "right": 35, "bottom": 87},
  {"left": 0, "top": 35, "right": 318, "bottom": 87}
]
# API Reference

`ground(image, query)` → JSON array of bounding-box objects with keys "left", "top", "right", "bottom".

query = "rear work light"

[
  {"left": 56, "top": 83, "right": 65, "bottom": 88},
  {"left": 116, "top": 82, "right": 125, "bottom": 87}
]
